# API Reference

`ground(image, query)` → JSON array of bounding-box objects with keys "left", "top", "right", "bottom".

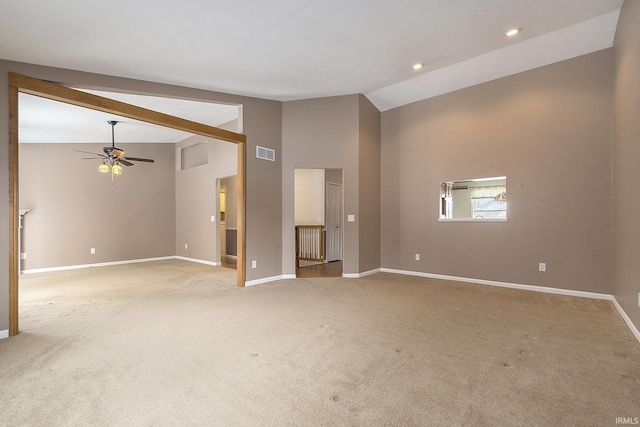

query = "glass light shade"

[
  {"left": 98, "top": 163, "right": 110, "bottom": 173},
  {"left": 112, "top": 163, "right": 123, "bottom": 176}
]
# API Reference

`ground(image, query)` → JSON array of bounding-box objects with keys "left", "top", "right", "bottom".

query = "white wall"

[{"left": 294, "top": 169, "right": 325, "bottom": 225}]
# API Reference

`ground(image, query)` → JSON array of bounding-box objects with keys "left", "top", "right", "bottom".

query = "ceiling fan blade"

[
  {"left": 123, "top": 157, "right": 155, "bottom": 163},
  {"left": 74, "top": 149, "right": 105, "bottom": 158},
  {"left": 118, "top": 159, "right": 134, "bottom": 167},
  {"left": 103, "top": 146, "right": 125, "bottom": 155}
]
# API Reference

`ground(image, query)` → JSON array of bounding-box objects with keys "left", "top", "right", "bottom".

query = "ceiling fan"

[{"left": 75, "top": 120, "right": 155, "bottom": 183}]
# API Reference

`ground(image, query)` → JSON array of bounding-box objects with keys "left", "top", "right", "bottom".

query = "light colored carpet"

[{"left": 0, "top": 260, "right": 638, "bottom": 426}]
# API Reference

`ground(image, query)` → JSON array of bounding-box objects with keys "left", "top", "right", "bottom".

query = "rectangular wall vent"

[{"left": 256, "top": 146, "right": 276, "bottom": 161}]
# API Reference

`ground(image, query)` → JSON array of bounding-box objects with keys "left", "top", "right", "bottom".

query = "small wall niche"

[{"left": 181, "top": 142, "right": 208, "bottom": 170}]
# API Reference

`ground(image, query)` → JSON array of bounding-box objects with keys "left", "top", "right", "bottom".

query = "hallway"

[{"left": 296, "top": 260, "right": 343, "bottom": 278}]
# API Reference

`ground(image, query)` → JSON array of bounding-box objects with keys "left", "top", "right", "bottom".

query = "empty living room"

[{"left": 1, "top": 1, "right": 639, "bottom": 425}]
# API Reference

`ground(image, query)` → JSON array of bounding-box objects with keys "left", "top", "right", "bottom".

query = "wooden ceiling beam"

[{"left": 9, "top": 73, "right": 246, "bottom": 145}]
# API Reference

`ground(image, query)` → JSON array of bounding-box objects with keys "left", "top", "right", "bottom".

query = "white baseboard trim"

[
  {"left": 0, "top": 330, "right": 8, "bottom": 340},
  {"left": 21, "top": 256, "right": 177, "bottom": 274},
  {"left": 245, "top": 275, "right": 287, "bottom": 287},
  {"left": 380, "top": 268, "right": 612, "bottom": 300},
  {"left": 343, "top": 268, "right": 382, "bottom": 279},
  {"left": 282, "top": 274, "right": 297, "bottom": 280},
  {"left": 224, "top": 255, "right": 238, "bottom": 260},
  {"left": 175, "top": 256, "right": 221, "bottom": 267},
  {"left": 612, "top": 297, "right": 640, "bottom": 344}
]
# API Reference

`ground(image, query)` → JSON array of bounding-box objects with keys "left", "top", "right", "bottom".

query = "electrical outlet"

[
  {"left": 90, "top": 248, "right": 96, "bottom": 255},
  {"left": 185, "top": 244, "right": 188, "bottom": 250},
  {"left": 539, "top": 263, "right": 546, "bottom": 272},
  {"left": 637, "top": 293, "right": 640, "bottom": 308},
  {"left": 20, "top": 253, "right": 27, "bottom": 260},
  {"left": 415, "top": 254, "right": 420, "bottom": 261},
  {"left": 211, "top": 215, "right": 215, "bottom": 222},
  {"left": 252, "top": 260, "right": 257, "bottom": 269}
]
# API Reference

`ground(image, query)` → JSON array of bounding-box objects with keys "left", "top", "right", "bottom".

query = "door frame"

[{"left": 8, "top": 73, "right": 247, "bottom": 337}]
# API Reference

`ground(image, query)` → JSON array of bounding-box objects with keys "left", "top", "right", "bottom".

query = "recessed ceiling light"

[
  {"left": 412, "top": 63, "right": 424, "bottom": 70},
  {"left": 505, "top": 28, "right": 521, "bottom": 37}
]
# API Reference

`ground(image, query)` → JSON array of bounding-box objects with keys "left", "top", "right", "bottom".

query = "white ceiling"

[
  {"left": 19, "top": 90, "right": 239, "bottom": 143},
  {"left": 1, "top": 0, "right": 624, "bottom": 143}
]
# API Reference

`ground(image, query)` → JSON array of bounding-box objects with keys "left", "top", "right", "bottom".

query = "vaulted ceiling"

[{"left": 0, "top": 0, "right": 624, "bottom": 143}]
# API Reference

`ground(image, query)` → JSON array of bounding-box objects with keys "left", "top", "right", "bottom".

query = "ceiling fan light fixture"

[
  {"left": 112, "top": 163, "right": 123, "bottom": 176},
  {"left": 75, "top": 120, "right": 154, "bottom": 183}
]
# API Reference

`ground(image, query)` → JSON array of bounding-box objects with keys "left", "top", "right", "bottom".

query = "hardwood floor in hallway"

[
  {"left": 296, "top": 260, "right": 343, "bottom": 278},
  {"left": 221, "top": 257, "right": 342, "bottom": 278},
  {"left": 221, "top": 256, "right": 237, "bottom": 269}
]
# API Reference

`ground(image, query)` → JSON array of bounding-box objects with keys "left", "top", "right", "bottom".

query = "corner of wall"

[{"left": 612, "top": 0, "right": 640, "bottom": 335}]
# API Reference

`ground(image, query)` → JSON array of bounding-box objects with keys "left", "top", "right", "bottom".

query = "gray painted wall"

[
  {"left": 175, "top": 135, "right": 237, "bottom": 264},
  {"left": 20, "top": 143, "right": 175, "bottom": 270},
  {"left": 282, "top": 95, "right": 360, "bottom": 276},
  {"left": 613, "top": 0, "right": 640, "bottom": 330},
  {"left": 358, "top": 96, "right": 381, "bottom": 273},
  {"left": 381, "top": 49, "right": 614, "bottom": 294}
]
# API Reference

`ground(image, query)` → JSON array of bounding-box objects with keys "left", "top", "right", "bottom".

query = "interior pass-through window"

[{"left": 440, "top": 176, "right": 506, "bottom": 221}]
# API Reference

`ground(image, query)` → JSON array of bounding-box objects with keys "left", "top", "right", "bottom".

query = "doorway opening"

[
  {"left": 294, "top": 168, "right": 343, "bottom": 278},
  {"left": 219, "top": 176, "right": 238, "bottom": 270}
]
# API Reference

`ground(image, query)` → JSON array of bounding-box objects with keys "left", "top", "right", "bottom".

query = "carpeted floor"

[{"left": 1, "top": 259, "right": 638, "bottom": 426}]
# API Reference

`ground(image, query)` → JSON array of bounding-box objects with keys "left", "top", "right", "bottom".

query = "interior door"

[{"left": 325, "top": 182, "right": 342, "bottom": 262}]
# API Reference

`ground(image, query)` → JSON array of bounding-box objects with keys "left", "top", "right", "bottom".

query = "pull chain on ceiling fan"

[{"left": 74, "top": 120, "right": 155, "bottom": 184}]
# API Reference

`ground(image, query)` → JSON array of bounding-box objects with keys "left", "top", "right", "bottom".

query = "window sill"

[{"left": 438, "top": 218, "right": 508, "bottom": 222}]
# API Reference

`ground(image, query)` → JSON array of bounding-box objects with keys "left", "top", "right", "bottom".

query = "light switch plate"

[{"left": 347, "top": 215, "right": 355, "bottom": 222}]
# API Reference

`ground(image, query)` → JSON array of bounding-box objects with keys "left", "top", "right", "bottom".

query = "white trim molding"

[
  {"left": 0, "top": 330, "right": 8, "bottom": 340},
  {"left": 343, "top": 268, "right": 382, "bottom": 279},
  {"left": 21, "top": 256, "right": 177, "bottom": 274},
  {"left": 245, "top": 275, "right": 288, "bottom": 287},
  {"left": 438, "top": 218, "right": 508, "bottom": 223},
  {"left": 175, "top": 256, "right": 221, "bottom": 267},
  {"left": 381, "top": 268, "right": 611, "bottom": 299},
  {"left": 612, "top": 298, "right": 640, "bottom": 344}
]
